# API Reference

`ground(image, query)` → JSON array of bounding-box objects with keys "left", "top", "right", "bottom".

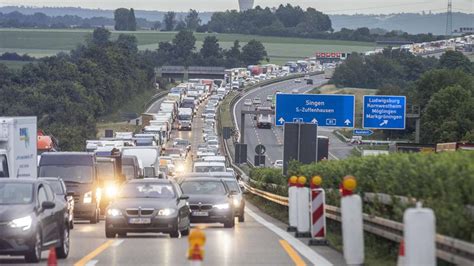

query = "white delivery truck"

[{"left": 0, "top": 117, "right": 37, "bottom": 178}]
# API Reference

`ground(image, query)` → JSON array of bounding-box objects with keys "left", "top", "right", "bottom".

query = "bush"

[{"left": 293, "top": 151, "right": 474, "bottom": 241}]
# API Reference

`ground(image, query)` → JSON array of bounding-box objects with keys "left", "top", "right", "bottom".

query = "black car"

[
  {"left": 40, "top": 177, "right": 74, "bottom": 229},
  {"left": 222, "top": 178, "right": 246, "bottom": 222},
  {"left": 0, "top": 179, "right": 70, "bottom": 263},
  {"left": 105, "top": 179, "right": 191, "bottom": 238},
  {"left": 180, "top": 178, "right": 237, "bottom": 228}
]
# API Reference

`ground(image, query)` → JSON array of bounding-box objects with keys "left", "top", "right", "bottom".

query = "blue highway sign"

[
  {"left": 353, "top": 129, "right": 374, "bottom": 136},
  {"left": 363, "top": 95, "right": 406, "bottom": 129},
  {"left": 275, "top": 94, "right": 355, "bottom": 127}
]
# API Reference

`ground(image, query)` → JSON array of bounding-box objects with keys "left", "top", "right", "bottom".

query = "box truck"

[{"left": 0, "top": 117, "right": 37, "bottom": 178}]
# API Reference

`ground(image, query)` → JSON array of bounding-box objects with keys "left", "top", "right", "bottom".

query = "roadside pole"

[
  {"left": 287, "top": 175, "right": 298, "bottom": 232},
  {"left": 341, "top": 175, "right": 364, "bottom": 265}
]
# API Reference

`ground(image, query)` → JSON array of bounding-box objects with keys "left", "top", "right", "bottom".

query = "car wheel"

[
  {"left": 180, "top": 225, "right": 190, "bottom": 236},
  {"left": 224, "top": 218, "right": 235, "bottom": 228},
  {"left": 56, "top": 225, "right": 70, "bottom": 258},
  {"left": 90, "top": 208, "right": 99, "bottom": 224},
  {"left": 69, "top": 217, "right": 74, "bottom": 230},
  {"left": 118, "top": 232, "right": 127, "bottom": 237},
  {"left": 25, "top": 231, "right": 42, "bottom": 263},
  {"left": 105, "top": 228, "right": 116, "bottom": 238},
  {"left": 238, "top": 214, "right": 245, "bottom": 222},
  {"left": 170, "top": 230, "right": 180, "bottom": 238}
]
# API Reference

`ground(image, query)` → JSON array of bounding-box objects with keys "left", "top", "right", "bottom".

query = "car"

[
  {"left": 0, "top": 179, "right": 70, "bottom": 262},
  {"left": 203, "top": 113, "right": 216, "bottom": 120},
  {"left": 206, "top": 139, "right": 219, "bottom": 150},
  {"left": 244, "top": 99, "right": 252, "bottom": 106},
  {"left": 39, "top": 177, "right": 74, "bottom": 229},
  {"left": 105, "top": 179, "right": 191, "bottom": 238},
  {"left": 179, "top": 178, "right": 237, "bottom": 228},
  {"left": 273, "top": 160, "right": 284, "bottom": 168},
  {"left": 173, "top": 139, "right": 191, "bottom": 152},
  {"left": 294, "top": 79, "right": 302, "bottom": 83},
  {"left": 162, "top": 148, "right": 186, "bottom": 159},
  {"left": 204, "top": 117, "right": 216, "bottom": 125},
  {"left": 306, "top": 79, "right": 314, "bottom": 85},
  {"left": 253, "top": 97, "right": 262, "bottom": 105},
  {"left": 292, "top": 88, "right": 299, "bottom": 94},
  {"left": 202, "top": 108, "right": 216, "bottom": 118},
  {"left": 266, "top": 95, "right": 273, "bottom": 101},
  {"left": 222, "top": 178, "right": 246, "bottom": 222}
]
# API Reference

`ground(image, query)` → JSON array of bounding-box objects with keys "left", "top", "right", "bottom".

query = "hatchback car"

[
  {"left": 180, "top": 178, "right": 237, "bottom": 228},
  {"left": 253, "top": 97, "right": 262, "bottom": 105},
  {"left": 0, "top": 179, "right": 70, "bottom": 263},
  {"left": 39, "top": 177, "right": 74, "bottom": 229},
  {"left": 105, "top": 179, "right": 191, "bottom": 238},
  {"left": 244, "top": 99, "right": 252, "bottom": 106}
]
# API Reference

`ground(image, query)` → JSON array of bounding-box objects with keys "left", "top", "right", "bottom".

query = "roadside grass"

[{"left": 0, "top": 29, "right": 375, "bottom": 64}]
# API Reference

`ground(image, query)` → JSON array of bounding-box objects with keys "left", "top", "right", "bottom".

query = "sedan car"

[
  {"left": 266, "top": 95, "right": 273, "bottom": 101},
  {"left": 105, "top": 179, "right": 191, "bottom": 238},
  {"left": 273, "top": 160, "right": 284, "bottom": 168},
  {"left": 253, "top": 97, "right": 262, "bottom": 105},
  {"left": 294, "top": 79, "right": 302, "bottom": 83},
  {"left": 244, "top": 99, "right": 252, "bottom": 106},
  {"left": 180, "top": 178, "right": 237, "bottom": 228},
  {"left": 173, "top": 138, "right": 191, "bottom": 152},
  {"left": 40, "top": 177, "right": 74, "bottom": 229},
  {"left": 0, "top": 179, "right": 70, "bottom": 263}
]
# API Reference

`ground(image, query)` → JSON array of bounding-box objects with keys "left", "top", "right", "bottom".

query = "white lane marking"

[
  {"left": 329, "top": 152, "right": 339, "bottom": 160},
  {"left": 85, "top": 260, "right": 98, "bottom": 266},
  {"left": 245, "top": 208, "right": 333, "bottom": 266},
  {"left": 111, "top": 239, "right": 124, "bottom": 247}
]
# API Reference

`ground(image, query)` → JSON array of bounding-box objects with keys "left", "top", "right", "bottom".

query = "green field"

[
  {"left": 0, "top": 28, "right": 375, "bottom": 65},
  {"left": 0, "top": 59, "right": 33, "bottom": 70}
]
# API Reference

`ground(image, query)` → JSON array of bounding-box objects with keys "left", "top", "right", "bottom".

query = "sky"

[{"left": 0, "top": 0, "right": 472, "bottom": 14}]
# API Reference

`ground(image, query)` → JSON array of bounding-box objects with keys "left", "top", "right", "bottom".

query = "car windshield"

[
  {"left": 225, "top": 181, "right": 240, "bottom": 193},
  {"left": 39, "top": 165, "right": 93, "bottom": 183},
  {"left": 47, "top": 181, "right": 65, "bottom": 195},
  {"left": 96, "top": 161, "right": 116, "bottom": 181},
  {"left": 181, "top": 181, "right": 226, "bottom": 195},
  {"left": 194, "top": 165, "right": 226, "bottom": 173},
  {"left": 120, "top": 183, "right": 175, "bottom": 198},
  {"left": 122, "top": 165, "right": 136, "bottom": 180},
  {"left": 0, "top": 183, "right": 33, "bottom": 204},
  {"left": 176, "top": 140, "right": 189, "bottom": 146}
]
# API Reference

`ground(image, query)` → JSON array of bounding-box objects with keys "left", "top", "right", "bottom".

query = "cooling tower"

[{"left": 238, "top": 0, "right": 254, "bottom": 11}]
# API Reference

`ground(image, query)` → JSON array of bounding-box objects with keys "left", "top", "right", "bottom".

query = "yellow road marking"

[
  {"left": 74, "top": 240, "right": 115, "bottom": 266},
  {"left": 279, "top": 239, "right": 307, "bottom": 266}
]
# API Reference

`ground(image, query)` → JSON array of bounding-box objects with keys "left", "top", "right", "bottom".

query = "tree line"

[
  {"left": 331, "top": 49, "right": 474, "bottom": 143},
  {"left": 0, "top": 28, "right": 155, "bottom": 150}
]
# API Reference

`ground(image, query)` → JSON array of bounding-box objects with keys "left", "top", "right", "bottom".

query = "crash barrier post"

[
  {"left": 295, "top": 176, "right": 311, "bottom": 238},
  {"left": 341, "top": 175, "right": 364, "bottom": 265},
  {"left": 188, "top": 228, "right": 206, "bottom": 266},
  {"left": 309, "top": 176, "right": 328, "bottom": 245},
  {"left": 287, "top": 176, "right": 298, "bottom": 232},
  {"left": 404, "top": 202, "right": 436, "bottom": 266}
]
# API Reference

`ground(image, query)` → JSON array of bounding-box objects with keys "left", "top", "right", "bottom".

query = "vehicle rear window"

[
  {"left": 194, "top": 165, "right": 226, "bottom": 173},
  {"left": 0, "top": 183, "right": 33, "bottom": 204},
  {"left": 181, "top": 181, "right": 226, "bottom": 195}
]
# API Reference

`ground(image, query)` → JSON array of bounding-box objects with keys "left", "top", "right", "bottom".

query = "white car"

[
  {"left": 273, "top": 160, "right": 283, "bottom": 168},
  {"left": 253, "top": 97, "right": 262, "bottom": 105},
  {"left": 244, "top": 99, "right": 252, "bottom": 106},
  {"left": 292, "top": 88, "right": 299, "bottom": 94},
  {"left": 266, "top": 95, "right": 273, "bottom": 101},
  {"left": 294, "top": 79, "right": 302, "bottom": 83}
]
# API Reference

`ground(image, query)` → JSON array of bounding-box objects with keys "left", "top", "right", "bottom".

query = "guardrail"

[{"left": 241, "top": 182, "right": 474, "bottom": 265}]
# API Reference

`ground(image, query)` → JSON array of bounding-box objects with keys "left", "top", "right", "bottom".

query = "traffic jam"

[{"left": 0, "top": 62, "right": 315, "bottom": 263}]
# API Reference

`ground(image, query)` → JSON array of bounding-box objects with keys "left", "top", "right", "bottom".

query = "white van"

[{"left": 122, "top": 146, "right": 162, "bottom": 178}]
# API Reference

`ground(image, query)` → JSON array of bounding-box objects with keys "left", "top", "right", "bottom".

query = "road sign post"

[
  {"left": 363, "top": 95, "right": 406, "bottom": 130},
  {"left": 276, "top": 94, "right": 355, "bottom": 128}
]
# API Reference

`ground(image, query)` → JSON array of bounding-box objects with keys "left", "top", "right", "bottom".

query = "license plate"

[
  {"left": 192, "top": 211, "right": 209, "bottom": 217},
  {"left": 129, "top": 218, "right": 151, "bottom": 224}
]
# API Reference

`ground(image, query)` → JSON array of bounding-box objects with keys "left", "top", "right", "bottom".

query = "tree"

[
  {"left": 439, "top": 51, "right": 472, "bottom": 73},
  {"left": 175, "top": 20, "right": 187, "bottom": 31},
  {"left": 163, "top": 11, "right": 176, "bottom": 31},
  {"left": 127, "top": 8, "right": 137, "bottom": 31},
  {"left": 225, "top": 40, "right": 242, "bottom": 67},
  {"left": 116, "top": 34, "right": 138, "bottom": 54},
  {"left": 200, "top": 36, "right": 221, "bottom": 58},
  {"left": 185, "top": 9, "right": 201, "bottom": 31},
  {"left": 421, "top": 85, "right": 474, "bottom": 143},
  {"left": 172, "top": 30, "right": 196, "bottom": 65},
  {"left": 152, "top": 21, "right": 161, "bottom": 30},
  {"left": 275, "top": 4, "right": 304, "bottom": 28},
  {"left": 91, "top": 27, "right": 111, "bottom": 47},
  {"left": 114, "top": 8, "right": 130, "bottom": 31},
  {"left": 241, "top": 40, "right": 267, "bottom": 65}
]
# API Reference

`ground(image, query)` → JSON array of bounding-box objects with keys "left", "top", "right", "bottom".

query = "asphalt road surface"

[{"left": 233, "top": 75, "right": 353, "bottom": 167}]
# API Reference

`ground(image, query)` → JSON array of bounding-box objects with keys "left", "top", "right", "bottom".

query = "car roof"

[
  {"left": 0, "top": 179, "right": 39, "bottom": 184},
  {"left": 180, "top": 177, "right": 225, "bottom": 182},
  {"left": 38, "top": 177, "right": 62, "bottom": 181},
  {"left": 126, "top": 179, "right": 172, "bottom": 184}
]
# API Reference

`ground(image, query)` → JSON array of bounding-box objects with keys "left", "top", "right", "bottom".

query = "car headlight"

[
  {"left": 105, "top": 185, "right": 118, "bottom": 198},
  {"left": 176, "top": 164, "right": 185, "bottom": 173},
  {"left": 9, "top": 215, "right": 32, "bottom": 231},
  {"left": 233, "top": 198, "right": 240, "bottom": 207},
  {"left": 158, "top": 208, "right": 176, "bottom": 216},
  {"left": 107, "top": 208, "right": 122, "bottom": 217},
  {"left": 83, "top": 191, "right": 92, "bottom": 204},
  {"left": 213, "top": 203, "right": 230, "bottom": 210}
]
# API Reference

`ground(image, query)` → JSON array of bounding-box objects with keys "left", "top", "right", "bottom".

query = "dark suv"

[{"left": 0, "top": 179, "right": 70, "bottom": 263}]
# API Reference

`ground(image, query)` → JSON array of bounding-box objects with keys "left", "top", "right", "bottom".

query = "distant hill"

[
  {"left": 1, "top": 6, "right": 472, "bottom": 35},
  {"left": 0, "top": 6, "right": 213, "bottom": 23},
  {"left": 330, "top": 12, "right": 474, "bottom": 35}
]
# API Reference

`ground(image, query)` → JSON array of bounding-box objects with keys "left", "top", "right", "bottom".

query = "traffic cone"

[
  {"left": 397, "top": 240, "right": 405, "bottom": 266},
  {"left": 188, "top": 244, "right": 203, "bottom": 266},
  {"left": 47, "top": 247, "right": 57, "bottom": 266}
]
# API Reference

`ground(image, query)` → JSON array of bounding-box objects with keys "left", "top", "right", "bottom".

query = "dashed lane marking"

[{"left": 74, "top": 240, "right": 115, "bottom": 266}]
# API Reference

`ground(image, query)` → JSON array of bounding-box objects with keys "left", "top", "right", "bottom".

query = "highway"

[
  {"left": 233, "top": 75, "right": 353, "bottom": 166},
  {"left": 0, "top": 89, "right": 345, "bottom": 265}
]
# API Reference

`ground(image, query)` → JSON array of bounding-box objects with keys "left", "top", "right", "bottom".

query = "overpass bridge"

[{"left": 156, "top": 66, "right": 226, "bottom": 80}]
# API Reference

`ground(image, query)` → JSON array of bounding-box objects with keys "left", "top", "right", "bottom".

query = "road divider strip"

[
  {"left": 74, "top": 240, "right": 116, "bottom": 266},
  {"left": 279, "top": 240, "right": 307, "bottom": 266}
]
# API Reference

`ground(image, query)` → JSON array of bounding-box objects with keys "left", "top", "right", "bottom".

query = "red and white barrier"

[{"left": 309, "top": 188, "right": 327, "bottom": 245}]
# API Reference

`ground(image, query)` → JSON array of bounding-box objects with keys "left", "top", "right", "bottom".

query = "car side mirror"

[
  {"left": 239, "top": 185, "right": 246, "bottom": 193},
  {"left": 67, "top": 191, "right": 75, "bottom": 197},
  {"left": 42, "top": 201, "right": 55, "bottom": 210},
  {"left": 179, "top": 195, "right": 189, "bottom": 201}
]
